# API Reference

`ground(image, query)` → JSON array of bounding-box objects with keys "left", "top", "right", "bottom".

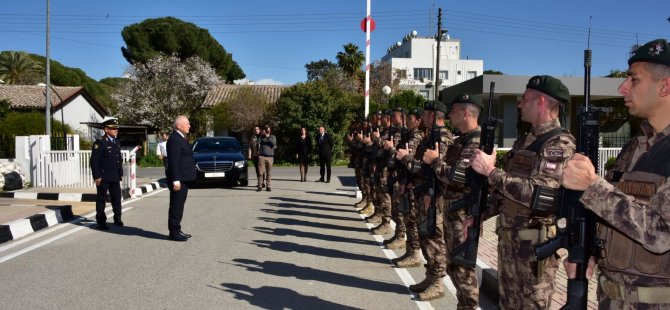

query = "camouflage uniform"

[
  {"left": 432, "top": 127, "right": 481, "bottom": 309},
  {"left": 410, "top": 126, "right": 454, "bottom": 299},
  {"left": 371, "top": 124, "right": 394, "bottom": 232},
  {"left": 383, "top": 125, "right": 405, "bottom": 241},
  {"left": 393, "top": 127, "right": 425, "bottom": 266},
  {"left": 488, "top": 119, "right": 576, "bottom": 309},
  {"left": 580, "top": 121, "right": 670, "bottom": 309}
]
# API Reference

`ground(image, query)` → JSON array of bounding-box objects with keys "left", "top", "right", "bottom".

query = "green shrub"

[
  {"left": 138, "top": 153, "right": 163, "bottom": 167},
  {"left": 604, "top": 156, "right": 617, "bottom": 171},
  {"left": 496, "top": 149, "right": 508, "bottom": 167}
]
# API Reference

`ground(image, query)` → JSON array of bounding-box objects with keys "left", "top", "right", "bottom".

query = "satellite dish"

[
  {"left": 411, "top": 30, "right": 418, "bottom": 37},
  {"left": 396, "top": 41, "right": 402, "bottom": 47}
]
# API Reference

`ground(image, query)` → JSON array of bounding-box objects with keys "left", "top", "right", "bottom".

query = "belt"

[{"left": 600, "top": 276, "right": 670, "bottom": 304}]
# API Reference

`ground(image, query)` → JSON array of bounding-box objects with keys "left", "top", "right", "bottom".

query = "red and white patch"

[{"left": 544, "top": 162, "right": 557, "bottom": 173}]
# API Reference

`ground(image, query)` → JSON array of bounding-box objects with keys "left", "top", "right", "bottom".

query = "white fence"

[
  {"left": 35, "top": 150, "right": 132, "bottom": 188},
  {"left": 497, "top": 147, "right": 621, "bottom": 177}
]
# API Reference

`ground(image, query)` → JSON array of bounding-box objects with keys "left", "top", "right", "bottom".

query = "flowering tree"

[{"left": 115, "top": 54, "right": 221, "bottom": 132}]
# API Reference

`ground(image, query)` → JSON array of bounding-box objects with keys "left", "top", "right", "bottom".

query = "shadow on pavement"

[
  {"left": 253, "top": 226, "right": 378, "bottom": 246},
  {"left": 257, "top": 217, "right": 368, "bottom": 233},
  {"left": 250, "top": 239, "right": 388, "bottom": 265},
  {"left": 337, "top": 175, "right": 358, "bottom": 187},
  {"left": 230, "top": 259, "right": 407, "bottom": 294},
  {"left": 270, "top": 197, "right": 352, "bottom": 207},
  {"left": 260, "top": 208, "right": 355, "bottom": 221},
  {"left": 214, "top": 283, "right": 361, "bottom": 310},
  {"left": 75, "top": 219, "right": 167, "bottom": 240},
  {"left": 266, "top": 202, "right": 351, "bottom": 213}
]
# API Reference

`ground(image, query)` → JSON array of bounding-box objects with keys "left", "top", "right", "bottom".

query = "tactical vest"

[
  {"left": 501, "top": 128, "right": 566, "bottom": 219},
  {"left": 445, "top": 130, "right": 480, "bottom": 199},
  {"left": 599, "top": 135, "right": 670, "bottom": 279}
]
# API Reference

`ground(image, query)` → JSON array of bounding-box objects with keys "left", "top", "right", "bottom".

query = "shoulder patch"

[
  {"left": 545, "top": 147, "right": 564, "bottom": 158},
  {"left": 93, "top": 143, "right": 99, "bottom": 150}
]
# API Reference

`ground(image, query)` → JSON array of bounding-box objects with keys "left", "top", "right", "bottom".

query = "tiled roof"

[
  {"left": 202, "top": 84, "right": 292, "bottom": 108},
  {"left": 0, "top": 85, "right": 83, "bottom": 110}
]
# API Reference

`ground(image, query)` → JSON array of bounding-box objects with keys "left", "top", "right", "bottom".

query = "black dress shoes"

[
  {"left": 179, "top": 231, "right": 192, "bottom": 238},
  {"left": 316, "top": 178, "right": 324, "bottom": 182},
  {"left": 96, "top": 223, "right": 109, "bottom": 230},
  {"left": 325, "top": 179, "right": 330, "bottom": 183},
  {"left": 266, "top": 187, "right": 271, "bottom": 192},
  {"left": 114, "top": 220, "right": 124, "bottom": 227},
  {"left": 168, "top": 233, "right": 188, "bottom": 241}
]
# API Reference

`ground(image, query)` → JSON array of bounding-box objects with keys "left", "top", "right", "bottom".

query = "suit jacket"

[
  {"left": 317, "top": 132, "right": 333, "bottom": 157},
  {"left": 167, "top": 130, "right": 196, "bottom": 183},
  {"left": 90, "top": 135, "right": 123, "bottom": 182}
]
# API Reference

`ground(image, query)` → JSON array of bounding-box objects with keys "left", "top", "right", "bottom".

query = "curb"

[
  {"left": 476, "top": 260, "right": 500, "bottom": 303},
  {"left": 0, "top": 182, "right": 165, "bottom": 202},
  {"left": 0, "top": 205, "right": 74, "bottom": 244}
]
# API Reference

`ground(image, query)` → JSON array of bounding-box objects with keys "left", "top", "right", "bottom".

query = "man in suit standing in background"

[
  {"left": 316, "top": 126, "right": 334, "bottom": 183},
  {"left": 166, "top": 115, "right": 196, "bottom": 242}
]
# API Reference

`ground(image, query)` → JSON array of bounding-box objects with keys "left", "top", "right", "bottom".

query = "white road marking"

[{"left": 0, "top": 188, "right": 167, "bottom": 263}]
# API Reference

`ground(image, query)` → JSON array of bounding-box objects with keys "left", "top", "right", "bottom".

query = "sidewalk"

[
  {"left": 0, "top": 177, "right": 164, "bottom": 244},
  {"left": 477, "top": 216, "right": 599, "bottom": 309}
]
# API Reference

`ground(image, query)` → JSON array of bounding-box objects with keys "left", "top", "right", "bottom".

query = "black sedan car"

[{"left": 192, "top": 136, "right": 248, "bottom": 186}]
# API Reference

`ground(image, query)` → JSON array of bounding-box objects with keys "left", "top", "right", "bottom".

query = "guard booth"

[{"left": 80, "top": 122, "right": 153, "bottom": 160}]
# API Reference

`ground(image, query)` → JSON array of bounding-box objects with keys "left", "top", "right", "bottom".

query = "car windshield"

[{"left": 192, "top": 139, "right": 240, "bottom": 153}]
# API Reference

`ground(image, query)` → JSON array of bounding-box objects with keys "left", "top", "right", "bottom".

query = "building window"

[
  {"left": 419, "top": 90, "right": 429, "bottom": 99},
  {"left": 467, "top": 71, "right": 477, "bottom": 79},
  {"left": 413, "top": 68, "right": 433, "bottom": 81},
  {"left": 439, "top": 71, "right": 448, "bottom": 81},
  {"left": 397, "top": 69, "right": 407, "bottom": 79}
]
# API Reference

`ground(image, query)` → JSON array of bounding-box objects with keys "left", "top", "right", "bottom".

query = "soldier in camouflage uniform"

[
  {"left": 407, "top": 100, "right": 454, "bottom": 301},
  {"left": 365, "top": 110, "right": 392, "bottom": 226},
  {"left": 379, "top": 107, "right": 406, "bottom": 239},
  {"left": 347, "top": 118, "right": 366, "bottom": 208},
  {"left": 369, "top": 109, "right": 394, "bottom": 232},
  {"left": 562, "top": 38, "right": 670, "bottom": 309},
  {"left": 392, "top": 108, "right": 425, "bottom": 267},
  {"left": 358, "top": 112, "right": 382, "bottom": 217},
  {"left": 470, "top": 75, "right": 576, "bottom": 309},
  {"left": 423, "top": 94, "right": 483, "bottom": 309}
]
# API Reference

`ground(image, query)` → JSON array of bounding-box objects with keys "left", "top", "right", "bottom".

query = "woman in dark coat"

[{"left": 295, "top": 127, "right": 312, "bottom": 182}]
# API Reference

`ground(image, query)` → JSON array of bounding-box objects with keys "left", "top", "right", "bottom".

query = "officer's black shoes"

[
  {"left": 114, "top": 220, "right": 124, "bottom": 227},
  {"left": 266, "top": 187, "right": 272, "bottom": 192},
  {"left": 168, "top": 233, "right": 188, "bottom": 242},
  {"left": 316, "top": 178, "right": 324, "bottom": 182},
  {"left": 325, "top": 179, "right": 330, "bottom": 183},
  {"left": 96, "top": 223, "right": 110, "bottom": 230},
  {"left": 179, "top": 231, "right": 192, "bottom": 238},
  {"left": 256, "top": 187, "right": 262, "bottom": 192}
]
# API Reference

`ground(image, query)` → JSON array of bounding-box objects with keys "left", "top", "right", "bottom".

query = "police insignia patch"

[
  {"left": 546, "top": 149, "right": 564, "bottom": 158},
  {"left": 94, "top": 143, "right": 99, "bottom": 149},
  {"left": 650, "top": 42, "right": 664, "bottom": 56}
]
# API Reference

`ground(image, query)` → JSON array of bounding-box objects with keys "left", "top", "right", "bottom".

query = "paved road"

[{"left": 0, "top": 166, "right": 497, "bottom": 309}]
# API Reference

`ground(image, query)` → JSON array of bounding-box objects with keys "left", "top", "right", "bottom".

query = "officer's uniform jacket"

[
  {"left": 488, "top": 119, "right": 576, "bottom": 230},
  {"left": 90, "top": 135, "right": 123, "bottom": 182},
  {"left": 582, "top": 120, "right": 670, "bottom": 292}
]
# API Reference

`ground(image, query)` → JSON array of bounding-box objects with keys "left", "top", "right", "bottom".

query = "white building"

[
  {"left": 0, "top": 85, "right": 108, "bottom": 140},
  {"left": 381, "top": 31, "right": 484, "bottom": 100}
]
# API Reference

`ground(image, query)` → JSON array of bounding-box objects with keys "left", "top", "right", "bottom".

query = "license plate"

[{"left": 205, "top": 172, "right": 225, "bottom": 178}]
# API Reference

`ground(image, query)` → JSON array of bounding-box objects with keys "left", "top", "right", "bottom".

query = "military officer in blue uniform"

[{"left": 90, "top": 117, "right": 123, "bottom": 230}]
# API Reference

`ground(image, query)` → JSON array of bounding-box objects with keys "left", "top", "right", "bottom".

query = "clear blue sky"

[{"left": 1, "top": 0, "right": 668, "bottom": 85}]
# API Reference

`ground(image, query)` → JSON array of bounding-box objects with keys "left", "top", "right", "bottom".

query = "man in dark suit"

[
  {"left": 90, "top": 117, "right": 123, "bottom": 230},
  {"left": 316, "top": 126, "right": 334, "bottom": 183},
  {"left": 166, "top": 115, "right": 196, "bottom": 241}
]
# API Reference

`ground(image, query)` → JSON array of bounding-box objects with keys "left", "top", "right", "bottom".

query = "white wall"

[{"left": 51, "top": 94, "right": 104, "bottom": 139}]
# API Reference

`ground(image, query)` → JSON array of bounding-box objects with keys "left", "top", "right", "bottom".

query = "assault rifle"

[
  {"left": 534, "top": 32, "right": 607, "bottom": 310},
  {"left": 450, "top": 82, "right": 500, "bottom": 267},
  {"left": 418, "top": 102, "right": 440, "bottom": 236}
]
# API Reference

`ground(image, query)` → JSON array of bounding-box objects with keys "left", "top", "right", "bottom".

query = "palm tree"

[
  {"left": 0, "top": 51, "right": 42, "bottom": 85},
  {"left": 336, "top": 43, "right": 364, "bottom": 78}
]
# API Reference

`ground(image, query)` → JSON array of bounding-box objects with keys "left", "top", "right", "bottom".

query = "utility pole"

[
  {"left": 434, "top": 8, "right": 443, "bottom": 100},
  {"left": 45, "top": 0, "right": 51, "bottom": 135}
]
